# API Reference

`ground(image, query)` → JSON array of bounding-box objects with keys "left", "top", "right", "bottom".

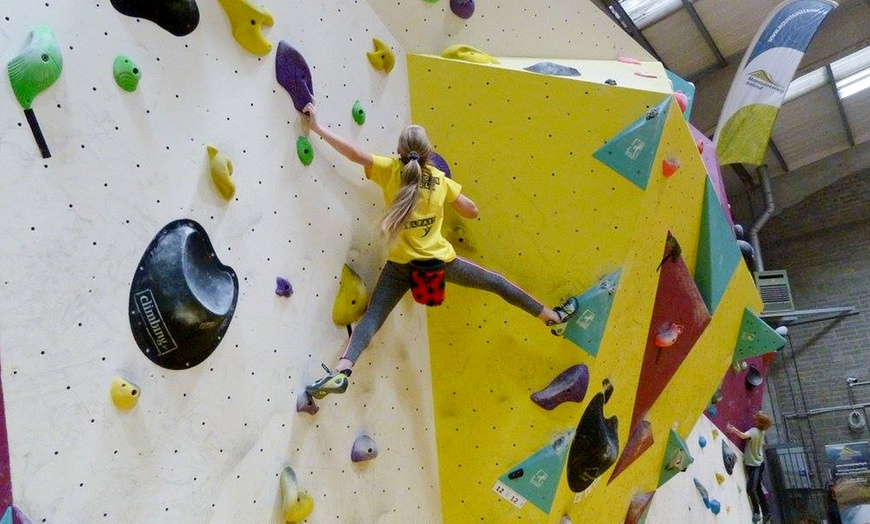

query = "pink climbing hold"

[
  {"left": 296, "top": 390, "right": 319, "bottom": 415},
  {"left": 662, "top": 157, "right": 681, "bottom": 178},
  {"left": 351, "top": 434, "right": 378, "bottom": 462},
  {"left": 654, "top": 322, "right": 684, "bottom": 348},
  {"left": 634, "top": 71, "right": 658, "bottom": 78},
  {"left": 674, "top": 91, "right": 689, "bottom": 113},
  {"left": 617, "top": 55, "right": 642, "bottom": 65},
  {"left": 530, "top": 364, "right": 589, "bottom": 410}
]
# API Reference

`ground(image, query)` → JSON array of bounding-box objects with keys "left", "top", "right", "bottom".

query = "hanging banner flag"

[{"left": 712, "top": 0, "right": 837, "bottom": 166}]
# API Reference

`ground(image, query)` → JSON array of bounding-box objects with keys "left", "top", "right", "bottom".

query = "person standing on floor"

[{"left": 728, "top": 411, "right": 774, "bottom": 523}]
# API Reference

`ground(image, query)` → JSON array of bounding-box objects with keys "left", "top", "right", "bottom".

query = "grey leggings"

[{"left": 340, "top": 257, "right": 545, "bottom": 363}]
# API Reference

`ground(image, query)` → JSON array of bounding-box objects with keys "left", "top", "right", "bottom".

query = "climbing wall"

[
  {"left": 0, "top": 0, "right": 767, "bottom": 523},
  {"left": 0, "top": 2, "right": 439, "bottom": 522},
  {"left": 364, "top": 0, "right": 652, "bottom": 61},
  {"left": 643, "top": 415, "right": 755, "bottom": 523},
  {"left": 408, "top": 55, "right": 765, "bottom": 523}
]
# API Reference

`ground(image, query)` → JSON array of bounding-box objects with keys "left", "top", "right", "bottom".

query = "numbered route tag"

[{"left": 493, "top": 480, "right": 527, "bottom": 509}]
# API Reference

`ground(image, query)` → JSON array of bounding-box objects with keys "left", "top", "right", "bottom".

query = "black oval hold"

[{"left": 128, "top": 219, "right": 238, "bottom": 370}]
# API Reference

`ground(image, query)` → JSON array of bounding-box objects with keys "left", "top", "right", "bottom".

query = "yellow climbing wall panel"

[{"left": 408, "top": 55, "right": 762, "bottom": 523}]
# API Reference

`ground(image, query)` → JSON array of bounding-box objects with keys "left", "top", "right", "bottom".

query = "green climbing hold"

[
  {"left": 296, "top": 135, "right": 314, "bottom": 165},
  {"left": 352, "top": 99, "right": 366, "bottom": 125},
  {"left": 113, "top": 55, "right": 141, "bottom": 92},
  {"left": 7, "top": 26, "right": 63, "bottom": 110}
]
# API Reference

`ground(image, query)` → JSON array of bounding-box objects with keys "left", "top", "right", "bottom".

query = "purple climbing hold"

[
  {"left": 296, "top": 390, "right": 319, "bottom": 415},
  {"left": 450, "top": 0, "right": 475, "bottom": 19},
  {"left": 351, "top": 434, "right": 378, "bottom": 462},
  {"left": 276, "top": 276, "right": 293, "bottom": 297},
  {"left": 530, "top": 364, "right": 589, "bottom": 410},
  {"left": 276, "top": 41, "right": 314, "bottom": 113},
  {"left": 429, "top": 151, "right": 452, "bottom": 179},
  {"left": 110, "top": 0, "right": 199, "bottom": 37}
]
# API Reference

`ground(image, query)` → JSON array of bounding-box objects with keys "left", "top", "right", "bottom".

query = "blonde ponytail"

[{"left": 381, "top": 126, "right": 431, "bottom": 240}]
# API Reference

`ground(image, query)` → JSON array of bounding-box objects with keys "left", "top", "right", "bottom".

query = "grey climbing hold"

[
  {"left": 530, "top": 364, "right": 589, "bottom": 410},
  {"left": 523, "top": 62, "right": 581, "bottom": 77},
  {"left": 722, "top": 440, "right": 737, "bottom": 475},
  {"left": 351, "top": 434, "right": 378, "bottom": 462},
  {"left": 693, "top": 478, "right": 710, "bottom": 508}
]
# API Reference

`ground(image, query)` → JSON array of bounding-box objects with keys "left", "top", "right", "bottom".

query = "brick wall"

[{"left": 754, "top": 170, "right": 870, "bottom": 480}]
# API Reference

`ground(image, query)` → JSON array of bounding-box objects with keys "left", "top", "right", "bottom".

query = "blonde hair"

[
  {"left": 755, "top": 411, "right": 773, "bottom": 431},
  {"left": 381, "top": 125, "right": 431, "bottom": 240}
]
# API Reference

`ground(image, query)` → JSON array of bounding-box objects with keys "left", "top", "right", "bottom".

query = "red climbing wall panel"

[{"left": 630, "top": 234, "right": 712, "bottom": 433}]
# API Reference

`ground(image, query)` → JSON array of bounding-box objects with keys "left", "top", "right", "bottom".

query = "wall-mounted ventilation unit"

[{"left": 754, "top": 270, "right": 796, "bottom": 313}]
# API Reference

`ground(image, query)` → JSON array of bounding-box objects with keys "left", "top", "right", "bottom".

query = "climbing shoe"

[
  {"left": 305, "top": 364, "right": 350, "bottom": 399},
  {"left": 548, "top": 296, "right": 579, "bottom": 336}
]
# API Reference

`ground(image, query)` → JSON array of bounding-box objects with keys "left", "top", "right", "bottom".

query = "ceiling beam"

[
  {"left": 825, "top": 64, "right": 856, "bottom": 147},
  {"left": 769, "top": 140, "right": 790, "bottom": 173},
  {"left": 679, "top": 0, "right": 727, "bottom": 68}
]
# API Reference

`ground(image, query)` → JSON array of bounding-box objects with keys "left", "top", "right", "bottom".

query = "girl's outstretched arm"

[
  {"left": 451, "top": 194, "right": 479, "bottom": 219},
  {"left": 726, "top": 423, "right": 749, "bottom": 440},
  {"left": 303, "top": 102, "right": 373, "bottom": 169}
]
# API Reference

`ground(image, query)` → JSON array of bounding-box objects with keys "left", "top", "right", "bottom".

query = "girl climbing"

[
  {"left": 727, "top": 411, "right": 773, "bottom": 524},
  {"left": 300, "top": 102, "right": 576, "bottom": 399}
]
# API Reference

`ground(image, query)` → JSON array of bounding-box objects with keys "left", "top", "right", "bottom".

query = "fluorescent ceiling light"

[
  {"left": 837, "top": 67, "right": 870, "bottom": 98},
  {"left": 784, "top": 69, "right": 826, "bottom": 102},
  {"left": 783, "top": 47, "right": 870, "bottom": 102},
  {"left": 830, "top": 46, "right": 870, "bottom": 79},
  {"left": 832, "top": 46, "right": 870, "bottom": 99},
  {"left": 619, "top": 0, "right": 682, "bottom": 29}
]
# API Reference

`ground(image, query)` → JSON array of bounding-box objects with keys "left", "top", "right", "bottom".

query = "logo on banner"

[{"left": 746, "top": 70, "right": 786, "bottom": 93}]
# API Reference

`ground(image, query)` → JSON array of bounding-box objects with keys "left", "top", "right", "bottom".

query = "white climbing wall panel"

[
  {"left": 364, "top": 0, "right": 653, "bottom": 61},
  {"left": 0, "top": 1, "right": 439, "bottom": 522},
  {"left": 645, "top": 415, "right": 755, "bottom": 524}
]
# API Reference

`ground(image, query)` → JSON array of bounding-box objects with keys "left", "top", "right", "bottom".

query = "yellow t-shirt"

[{"left": 365, "top": 154, "right": 462, "bottom": 264}]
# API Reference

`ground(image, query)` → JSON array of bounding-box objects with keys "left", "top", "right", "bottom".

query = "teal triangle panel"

[
  {"left": 658, "top": 428, "right": 694, "bottom": 487},
  {"left": 563, "top": 270, "right": 622, "bottom": 357},
  {"left": 498, "top": 430, "right": 574, "bottom": 514},
  {"left": 733, "top": 308, "right": 786, "bottom": 362},
  {"left": 0, "top": 507, "right": 10, "bottom": 524},
  {"left": 592, "top": 98, "right": 671, "bottom": 190},
  {"left": 694, "top": 178, "right": 742, "bottom": 314}
]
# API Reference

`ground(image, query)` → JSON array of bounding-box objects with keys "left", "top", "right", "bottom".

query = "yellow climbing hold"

[
  {"left": 332, "top": 264, "right": 368, "bottom": 325},
  {"left": 110, "top": 376, "right": 140, "bottom": 411},
  {"left": 440, "top": 44, "right": 499, "bottom": 64},
  {"left": 216, "top": 0, "right": 274, "bottom": 56},
  {"left": 715, "top": 472, "right": 725, "bottom": 484},
  {"left": 366, "top": 38, "right": 395, "bottom": 74},
  {"left": 280, "top": 466, "right": 314, "bottom": 523},
  {"left": 207, "top": 145, "right": 235, "bottom": 200}
]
